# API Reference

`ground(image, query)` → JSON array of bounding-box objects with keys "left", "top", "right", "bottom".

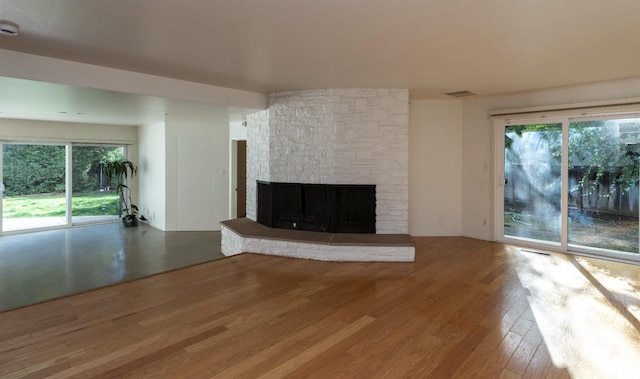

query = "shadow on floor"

[{"left": 0, "top": 222, "right": 225, "bottom": 312}]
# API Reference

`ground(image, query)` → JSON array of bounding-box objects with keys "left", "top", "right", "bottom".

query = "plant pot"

[{"left": 122, "top": 216, "right": 138, "bottom": 227}]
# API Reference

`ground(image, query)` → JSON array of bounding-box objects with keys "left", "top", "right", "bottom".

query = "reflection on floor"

[
  {"left": 2, "top": 215, "right": 120, "bottom": 232},
  {"left": 509, "top": 246, "right": 640, "bottom": 378},
  {"left": 0, "top": 222, "right": 224, "bottom": 312}
]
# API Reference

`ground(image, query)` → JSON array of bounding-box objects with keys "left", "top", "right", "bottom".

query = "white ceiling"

[{"left": 0, "top": 0, "right": 639, "bottom": 125}]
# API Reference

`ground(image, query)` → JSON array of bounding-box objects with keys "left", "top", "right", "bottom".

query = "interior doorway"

[
  {"left": 236, "top": 140, "right": 247, "bottom": 218},
  {"left": 230, "top": 139, "right": 247, "bottom": 219}
]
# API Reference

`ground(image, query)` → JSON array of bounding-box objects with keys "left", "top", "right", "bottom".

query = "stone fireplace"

[
  {"left": 246, "top": 88, "right": 409, "bottom": 234},
  {"left": 220, "top": 88, "right": 413, "bottom": 262}
]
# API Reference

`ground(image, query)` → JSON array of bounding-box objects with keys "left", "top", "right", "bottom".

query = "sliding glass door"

[
  {"left": 1, "top": 143, "right": 128, "bottom": 233},
  {"left": 497, "top": 114, "right": 640, "bottom": 261}
]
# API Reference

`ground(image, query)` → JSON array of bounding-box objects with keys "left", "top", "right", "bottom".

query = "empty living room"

[{"left": 1, "top": 1, "right": 639, "bottom": 378}]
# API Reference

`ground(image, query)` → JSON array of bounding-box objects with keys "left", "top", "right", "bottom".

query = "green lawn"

[{"left": 3, "top": 192, "right": 120, "bottom": 218}]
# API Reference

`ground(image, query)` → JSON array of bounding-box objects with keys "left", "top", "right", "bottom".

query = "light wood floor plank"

[{"left": 1, "top": 237, "right": 638, "bottom": 378}]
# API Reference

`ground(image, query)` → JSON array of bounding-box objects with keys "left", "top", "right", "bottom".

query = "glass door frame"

[{"left": 494, "top": 113, "right": 640, "bottom": 264}]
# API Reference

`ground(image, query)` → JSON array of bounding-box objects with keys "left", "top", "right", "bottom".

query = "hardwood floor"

[{"left": 1, "top": 237, "right": 638, "bottom": 378}]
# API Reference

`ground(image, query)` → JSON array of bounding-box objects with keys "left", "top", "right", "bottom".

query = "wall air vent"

[{"left": 445, "top": 90, "right": 477, "bottom": 98}]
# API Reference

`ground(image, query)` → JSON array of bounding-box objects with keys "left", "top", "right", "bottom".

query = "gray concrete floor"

[{"left": 0, "top": 222, "right": 224, "bottom": 312}]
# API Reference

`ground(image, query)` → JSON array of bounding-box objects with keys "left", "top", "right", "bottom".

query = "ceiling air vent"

[
  {"left": 0, "top": 22, "right": 19, "bottom": 36},
  {"left": 445, "top": 90, "right": 477, "bottom": 98}
]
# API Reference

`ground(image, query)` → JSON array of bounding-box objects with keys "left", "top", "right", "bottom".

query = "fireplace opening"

[{"left": 257, "top": 181, "right": 376, "bottom": 233}]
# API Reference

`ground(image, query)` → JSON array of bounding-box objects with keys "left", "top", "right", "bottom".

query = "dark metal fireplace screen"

[{"left": 257, "top": 181, "right": 376, "bottom": 233}]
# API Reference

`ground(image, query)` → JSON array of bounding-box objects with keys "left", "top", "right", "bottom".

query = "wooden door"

[{"left": 236, "top": 140, "right": 247, "bottom": 218}]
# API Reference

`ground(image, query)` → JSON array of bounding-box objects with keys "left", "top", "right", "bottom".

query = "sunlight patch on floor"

[
  {"left": 508, "top": 246, "right": 640, "bottom": 379},
  {"left": 575, "top": 256, "right": 640, "bottom": 324}
]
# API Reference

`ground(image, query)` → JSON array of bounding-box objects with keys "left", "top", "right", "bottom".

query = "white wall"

[
  {"left": 138, "top": 122, "right": 166, "bottom": 230},
  {"left": 229, "top": 121, "right": 248, "bottom": 140},
  {"left": 461, "top": 78, "right": 640, "bottom": 241},
  {"left": 164, "top": 120, "right": 230, "bottom": 231},
  {"left": 409, "top": 100, "right": 463, "bottom": 236},
  {"left": 139, "top": 120, "right": 230, "bottom": 231}
]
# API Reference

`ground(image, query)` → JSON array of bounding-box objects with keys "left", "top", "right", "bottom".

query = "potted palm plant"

[{"left": 105, "top": 159, "right": 138, "bottom": 227}]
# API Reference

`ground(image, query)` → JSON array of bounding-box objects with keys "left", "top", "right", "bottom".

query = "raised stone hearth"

[{"left": 221, "top": 218, "right": 415, "bottom": 262}]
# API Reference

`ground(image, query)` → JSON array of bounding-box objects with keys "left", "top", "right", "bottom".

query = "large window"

[
  {"left": 1, "top": 143, "right": 128, "bottom": 233},
  {"left": 497, "top": 113, "right": 640, "bottom": 262}
]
